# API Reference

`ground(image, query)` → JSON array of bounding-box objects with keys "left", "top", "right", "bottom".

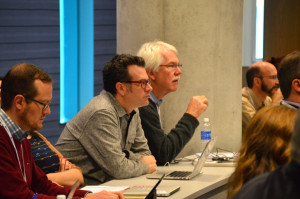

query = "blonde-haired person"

[{"left": 227, "top": 105, "right": 297, "bottom": 199}]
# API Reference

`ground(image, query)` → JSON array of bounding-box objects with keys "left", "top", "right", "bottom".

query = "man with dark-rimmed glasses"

[
  {"left": 56, "top": 54, "right": 157, "bottom": 185},
  {"left": 137, "top": 41, "right": 209, "bottom": 165}
]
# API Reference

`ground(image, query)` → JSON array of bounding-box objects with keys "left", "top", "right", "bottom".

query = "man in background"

[
  {"left": 56, "top": 54, "right": 156, "bottom": 185},
  {"left": 0, "top": 63, "right": 122, "bottom": 198},
  {"left": 137, "top": 41, "right": 208, "bottom": 165},
  {"left": 278, "top": 51, "right": 300, "bottom": 109},
  {"left": 242, "top": 61, "right": 282, "bottom": 134}
]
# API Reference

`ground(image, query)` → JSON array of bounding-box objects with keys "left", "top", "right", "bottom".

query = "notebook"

[
  {"left": 146, "top": 138, "right": 216, "bottom": 180},
  {"left": 123, "top": 174, "right": 165, "bottom": 199}
]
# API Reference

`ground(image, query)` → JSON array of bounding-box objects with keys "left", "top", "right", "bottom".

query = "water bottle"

[
  {"left": 57, "top": 195, "right": 66, "bottom": 199},
  {"left": 200, "top": 118, "right": 211, "bottom": 152}
]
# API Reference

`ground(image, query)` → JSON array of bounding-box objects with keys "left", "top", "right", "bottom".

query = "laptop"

[
  {"left": 146, "top": 138, "right": 216, "bottom": 180},
  {"left": 123, "top": 174, "right": 165, "bottom": 199},
  {"left": 156, "top": 185, "right": 180, "bottom": 197}
]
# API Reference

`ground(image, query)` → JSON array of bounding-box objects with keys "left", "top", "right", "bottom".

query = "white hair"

[{"left": 137, "top": 40, "right": 177, "bottom": 71}]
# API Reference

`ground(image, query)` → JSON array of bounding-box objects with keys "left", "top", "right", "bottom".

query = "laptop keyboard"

[{"left": 167, "top": 171, "right": 192, "bottom": 177}]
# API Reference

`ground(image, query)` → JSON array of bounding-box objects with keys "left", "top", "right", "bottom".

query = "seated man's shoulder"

[
  {"left": 241, "top": 87, "right": 251, "bottom": 99},
  {"left": 264, "top": 96, "right": 272, "bottom": 106},
  {"left": 78, "top": 92, "right": 116, "bottom": 115}
]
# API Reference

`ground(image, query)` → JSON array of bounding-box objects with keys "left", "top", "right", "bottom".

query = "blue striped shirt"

[{"left": 29, "top": 134, "right": 60, "bottom": 173}]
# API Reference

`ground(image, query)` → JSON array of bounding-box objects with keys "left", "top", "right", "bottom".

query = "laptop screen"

[
  {"left": 191, "top": 138, "right": 216, "bottom": 177},
  {"left": 146, "top": 174, "right": 165, "bottom": 198}
]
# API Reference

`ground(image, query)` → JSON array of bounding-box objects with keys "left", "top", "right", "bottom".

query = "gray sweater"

[{"left": 56, "top": 90, "right": 151, "bottom": 185}]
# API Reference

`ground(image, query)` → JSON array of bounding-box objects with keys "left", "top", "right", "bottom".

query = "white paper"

[{"left": 81, "top": 185, "right": 129, "bottom": 193}]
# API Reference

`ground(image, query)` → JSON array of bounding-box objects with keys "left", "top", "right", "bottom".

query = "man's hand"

[
  {"left": 185, "top": 96, "right": 208, "bottom": 118},
  {"left": 270, "top": 87, "right": 283, "bottom": 104},
  {"left": 85, "top": 190, "right": 124, "bottom": 199},
  {"left": 139, "top": 155, "right": 157, "bottom": 173}
]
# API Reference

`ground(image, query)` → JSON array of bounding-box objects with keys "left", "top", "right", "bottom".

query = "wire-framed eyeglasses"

[
  {"left": 26, "top": 97, "right": 50, "bottom": 111},
  {"left": 160, "top": 64, "right": 183, "bottom": 70},
  {"left": 259, "top": 75, "right": 278, "bottom": 80},
  {"left": 121, "top": 79, "right": 151, "bottom": 89}
]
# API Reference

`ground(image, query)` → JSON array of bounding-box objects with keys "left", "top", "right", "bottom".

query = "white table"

[{"left": 102, "top": 159, "right": 235, "bottom": 199}]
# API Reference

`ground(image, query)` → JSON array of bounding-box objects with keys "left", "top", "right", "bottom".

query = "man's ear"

[
  {"left": 147, "top": 69, "right": 156, "bottom": 81},
  {"left": 253, "top": 77, "right": 261, "bottom": 87},
  {"left": 116, "top": 82, "right": 127, "bottom": 96},
  {"left": 292, "top": 79, "right": 300, "bottom": 92},
  {"left": 14, "top": 95, "right": 26, "bottom": 110}
]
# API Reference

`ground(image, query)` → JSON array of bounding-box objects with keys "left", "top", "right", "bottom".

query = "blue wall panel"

[{"left": 0, "top": 0, "right": 116, "bottom": 144}]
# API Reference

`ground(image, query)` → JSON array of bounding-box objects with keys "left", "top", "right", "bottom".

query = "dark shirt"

[
  {"left": 29, "top": 134, "right": 60, "bottom": 174},
  {"left": 139, "top": 99, "right": 199, "bottom": 165},
  {"left": 233, "top": 161, "right": 300, "bottom": 199}
]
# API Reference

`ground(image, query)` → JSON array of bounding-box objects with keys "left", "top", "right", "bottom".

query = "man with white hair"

[{"left": 137, "top": 41, "right": 208, "bottom": 165}]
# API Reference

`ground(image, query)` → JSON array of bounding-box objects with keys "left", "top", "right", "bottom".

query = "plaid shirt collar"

[{"left": 0, "top": 109, "right": 29, "bottom": 142}]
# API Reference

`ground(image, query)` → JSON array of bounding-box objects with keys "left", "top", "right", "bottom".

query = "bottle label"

[{"left": 201, "top": 131, "right": 211, "bottom": 140}]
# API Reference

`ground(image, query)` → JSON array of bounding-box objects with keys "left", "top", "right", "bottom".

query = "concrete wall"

[{"left": 117, "top": 0, "right": 243, "bottom": 156}]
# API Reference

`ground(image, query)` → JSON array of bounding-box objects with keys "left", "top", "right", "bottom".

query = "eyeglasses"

[
  {"left": 26, "top": 97, "right": 50, "bottom": 111},
  {"left": 260, "top": 75, "right": 278, "bottom": 80},
  {"left": 160, "top": 64, "right": 183, "bottom": 70},
  {"left": 121, "top": 79, "right": 151, "bottom": 89}
]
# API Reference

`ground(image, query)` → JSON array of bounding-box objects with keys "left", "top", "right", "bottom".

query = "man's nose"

[
  {"left": 43, "top": 106, "right": 51, "bottom": 115},
  {"left": 145, "top": 82, "right": 152, "bottom": 91},
  {"left": 175, "top": 66, "right": 182, "bottom": 75}
]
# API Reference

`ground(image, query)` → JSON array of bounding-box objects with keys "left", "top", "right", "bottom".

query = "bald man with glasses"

[{"left": 242, "top": 61, "right": 283, "bottom": 134}]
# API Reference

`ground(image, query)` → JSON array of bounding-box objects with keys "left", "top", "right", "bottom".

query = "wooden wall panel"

[{"left": 264, "top": 0, "right": 300, "bottom": 60}]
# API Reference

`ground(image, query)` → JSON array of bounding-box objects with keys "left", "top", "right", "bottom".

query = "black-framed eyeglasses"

[
  {"left": 121, "top": 79, "right": 151, "bottom": 89},
  {"left": 26, "top": 97, "right": 50, "bottom": 111},
  {"left": 160, "top": 64, "right": 183, "bottom": 70}
]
